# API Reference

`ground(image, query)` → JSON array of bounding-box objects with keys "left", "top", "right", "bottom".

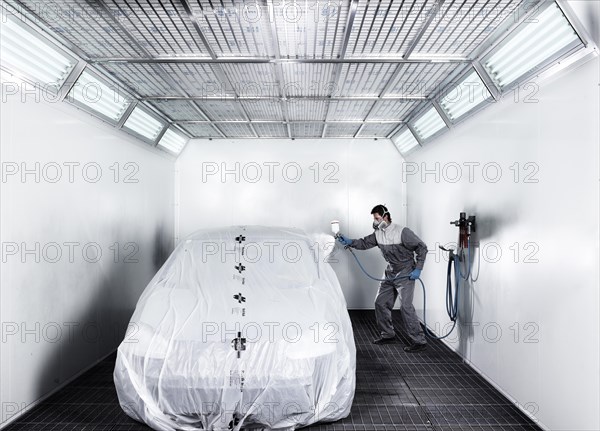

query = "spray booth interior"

[{"left": 1, "top": 0, "right": 599, "bottom": 430}]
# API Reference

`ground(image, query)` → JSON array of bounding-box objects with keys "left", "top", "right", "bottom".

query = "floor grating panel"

[{"left": 3, "top": 311, "right": 543, "bottom": 431}]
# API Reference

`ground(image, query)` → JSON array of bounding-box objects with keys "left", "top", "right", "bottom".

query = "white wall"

[
  {"left": 405, "top": 57, "right": 599, "bottom": 430},
  {"left": 0, "top": 80, "right": 175, "bottom": 426},
  {"left": 175, "top": 138, "right": 407, "bottom": 308}
]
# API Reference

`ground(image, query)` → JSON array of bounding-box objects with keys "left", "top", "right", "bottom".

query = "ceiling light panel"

[
  {"left": 272, "top": 1, "right": 350, "bottom": 59},
  {"left": 324, "top": 123, "right": 362, "bottom": 137},
  {"left": 221, "top": 63, "right": 279, "bottom": 97},
  {"left": 180, "top": 123, "right": 222, "bottom": 138},
  {"left": 191, "top": 0, "right": 274, "bottom": 57},
  {"left": 356, "top": 123, "right": 399, "bottom": 137},
  {"left": 149, "top": 100, "right": 205, "bottom": 121},
  {"left": 290, "top": 122, "right": 324, "bottom": 138},
  {"left": 412, "top": 105, "right": 447, "bottom": 140},
  {"left": 281, "top": 63, "right": 336, "bottom": 97},
  {"left": 326, "top": 100, "right": 375, "bottom": 121},
  {"left": 287, "top": 100, "right": 328, "bottom": 121},
  {"left": 122, "top": 105, "right": 165, "bottom": 143},
  {"left": 482, "top": 2, "right": 582, "bottom": 89},
  {"left": 367, "top": 100, "right": 422, "bottom": 121},
  {"left": 67, "top": 70, "right": 132, "bottom": 122},
  {"left": 108, "top": 0, "right": 208, "bottom": 57},
  {"left": 217, "top": 123, "right": 255, "bottom": 138},
  {"left": 17, "top": 0, "right": 140, "bottom": 58},
  {"left": 253, "top": 122, "right": 288, "bottom": 138},
  {"left": 0, "top": 13, "right": 78, "bottom": 89},
  {"left": 241, "top": 100, "right": 284, "bottom": 121},
  {"left": 439, "top": 70, "right": 492, "bottom": 121},
  {"left": 337, "top": 63, "right": 397, "bottom": 97},
  {"left": 410, "top": 0, "right": 523, "bottom": 57},
  {"left": 157, "top": 127, "right": 189, "bottom": 155},
  {"left": 385, "top": 62, "right": 456, "bottom": 97},
  {"left": 346, "top": 0, "right": 434, "bottom": 58},
  {"left": 196, "top": 100, "right": 247, "bottom": 121},
  {"left": 392, "top": 128, "right": 420, "bottom": 153},
  {"left": 100, "top": 63, "right": 185, "bottom": 97}
]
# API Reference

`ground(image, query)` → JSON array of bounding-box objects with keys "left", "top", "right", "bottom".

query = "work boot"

[
  {"left": 403, "top": 343, "right": 427, "bottom": 352},
  {"left": 372, "top": 336, "right": 395, "bottom": 345}
]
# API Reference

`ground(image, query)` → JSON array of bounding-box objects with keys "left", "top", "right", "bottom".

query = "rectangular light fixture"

[
  {"left": 483, "top": 3, "right": 581, "bottom": 89},
  {"left": 68, "top": 71, "right": 131, "bottom": 122},
  {"left": 392, "top": 129, "right": 420, "bottom": 154},
  {"left": 411, "top": 106, "right": 447, "bottom": 141},
  {"left": 439, "top": 70, "right": 492, "bottom": 121},
  {"left": 158, "top": 128, "right": 189, "bottom": 155},
  {"left": 122, "top": 105, "right": 165, "bottom": 143},
  {"left": 0, "top": 14, "right": 77, "bottom": 90}
]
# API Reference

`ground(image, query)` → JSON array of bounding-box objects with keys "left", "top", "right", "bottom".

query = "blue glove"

[
  {"left": 337, "top": 234, "right": 353, "bottom": 247},
  {"left": 409, "top": 268, "right": 422, "bottom": 280}
]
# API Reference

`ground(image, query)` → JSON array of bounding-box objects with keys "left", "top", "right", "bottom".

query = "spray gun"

[{"left": 331, "top": 220, "right": 341, "bottom": 239}]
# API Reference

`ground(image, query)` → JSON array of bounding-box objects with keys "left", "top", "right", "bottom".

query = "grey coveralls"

[{"left": 350, "top": 223, "right": 428, "bottom": 344}]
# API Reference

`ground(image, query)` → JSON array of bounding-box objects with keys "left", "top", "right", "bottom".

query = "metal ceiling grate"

[
  {"left": 272, "top": 1, "right": 350, "bottom": 59},
  {"left": 281, "top": 63, "right": 336, "bottom": 97},
  {"left": 217, "top": 122, "right": 255, "bottom": 137},
  {"left": 356, "top": 123, "right": 399, "bottom": 137},
  {"left": 16, "top": 0, "right": 140, "bottom": 58},
  {"left": 100, "top": 63, "right": 186, "bottom": 97},
  {"left": 221, "top": 63, "right": 279, "bottom": 97},
  {"left": 367, "top": 100, "right": 423, "bottom": 121},
  {"left": 190, "top": 0, "right": 274, "bottom": 57},
  {"left": 290, "top": 122, "right": 324, "bottom": 138},
  {"left": 241, "top": 100, "right": 284, "bottom": 121},
  {"left": 196, "top": 100, "right": 247, "bottom": 121},
  {"left": 324, "top": 123, "right": 363, "bottom": 137},
  {"left": 160, "top": 63, "right": 227, "bottom": 97},
  {"left": 346, "top": 0, "right": 435, "bottom": 58},
  {"left": 337, "top": 63, "right": 398, "bottom": 96},
  {"left": 253, "top": 122, "right": 288, "bottom": 138},
  {"left": 107, "top": 0, "right": 208, "bottom": 57},
  {"left": 411, "top": 0, "right": 524, "bottom": 57},
  {"left": 101, "top": 62, "right": 225, "bottom": 98},
  {"left": 287, "top": 100, "right": 328, "bottom": 121},
  {"left": 385, "top": 62, "right": 457, "bottom": 97},
  {"left": 149, "top": 100, "right": 205, "bottom": 121},
  {"left": 326, "top": 100, "right": 375, "bottom": 121},
  {"left": 180, "top": 123, "right": 222, "bottom": 137}
]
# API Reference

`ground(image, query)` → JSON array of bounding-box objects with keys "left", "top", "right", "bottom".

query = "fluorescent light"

[
  {"left": 440, "top": 71, "right": 492, "bottom": 121},
  {"left": 123, "top": 106, "right": 165, "bottom": 142},
  {"left": 0, "top": 15, "right": 77, "bottom": 89},
  {"left": 68, "top": 71, "right": 131, "bottom": 122},
  {"left": 483, "top": 3, "right": 580, "bottom": 88},
  {"left": 412, "top": 106, "right": 447, "bottom": 140},
  {"left": 392, "top": 129, "right": 420, "bottom": 154},
  {"left": 158, "top": 128, "right": 189, "bottom": 155}
]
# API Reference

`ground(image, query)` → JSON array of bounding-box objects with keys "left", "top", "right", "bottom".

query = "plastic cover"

[{"left": 114, "top": 226, "right": 356, "bottom": 430}]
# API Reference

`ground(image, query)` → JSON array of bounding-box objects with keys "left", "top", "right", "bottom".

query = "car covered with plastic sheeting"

[{"left": 113, "top": 226, "right": 356, "bottom": 431}]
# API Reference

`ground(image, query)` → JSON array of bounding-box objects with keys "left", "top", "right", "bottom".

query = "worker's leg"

[
  {"left": 374, "top": 278, "right": 398, "bottom": 338},
  {"left": 398, "top": 278, "right": 426, "bottom": 345}
]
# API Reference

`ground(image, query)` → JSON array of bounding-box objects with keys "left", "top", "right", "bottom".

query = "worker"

[{"left": 337, "top": 204, "right": 428, "bottom": 352}]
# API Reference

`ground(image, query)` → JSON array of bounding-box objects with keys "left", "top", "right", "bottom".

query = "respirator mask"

[{"left": 372, "top": 210, "right": 389, "bottom": 230}]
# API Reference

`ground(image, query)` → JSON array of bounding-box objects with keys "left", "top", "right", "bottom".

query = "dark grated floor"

[{"left": 2, "top": 310, "right": 543, "bottom": 431}]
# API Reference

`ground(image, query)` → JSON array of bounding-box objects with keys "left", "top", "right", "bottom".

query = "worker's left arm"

[{"left": 401, "top": 228, "right": 428, "bottom": 270}]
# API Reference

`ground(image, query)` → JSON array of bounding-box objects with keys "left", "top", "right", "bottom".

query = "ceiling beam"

[
  {"left": 88, "top": 57, "right": 469, "bottom": 64},
  {"left": 141, "top": 96, "right": 428, "bottom": 101},
  {"left": 176, "top": 120, "right": 403, "bottom": 124}
]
